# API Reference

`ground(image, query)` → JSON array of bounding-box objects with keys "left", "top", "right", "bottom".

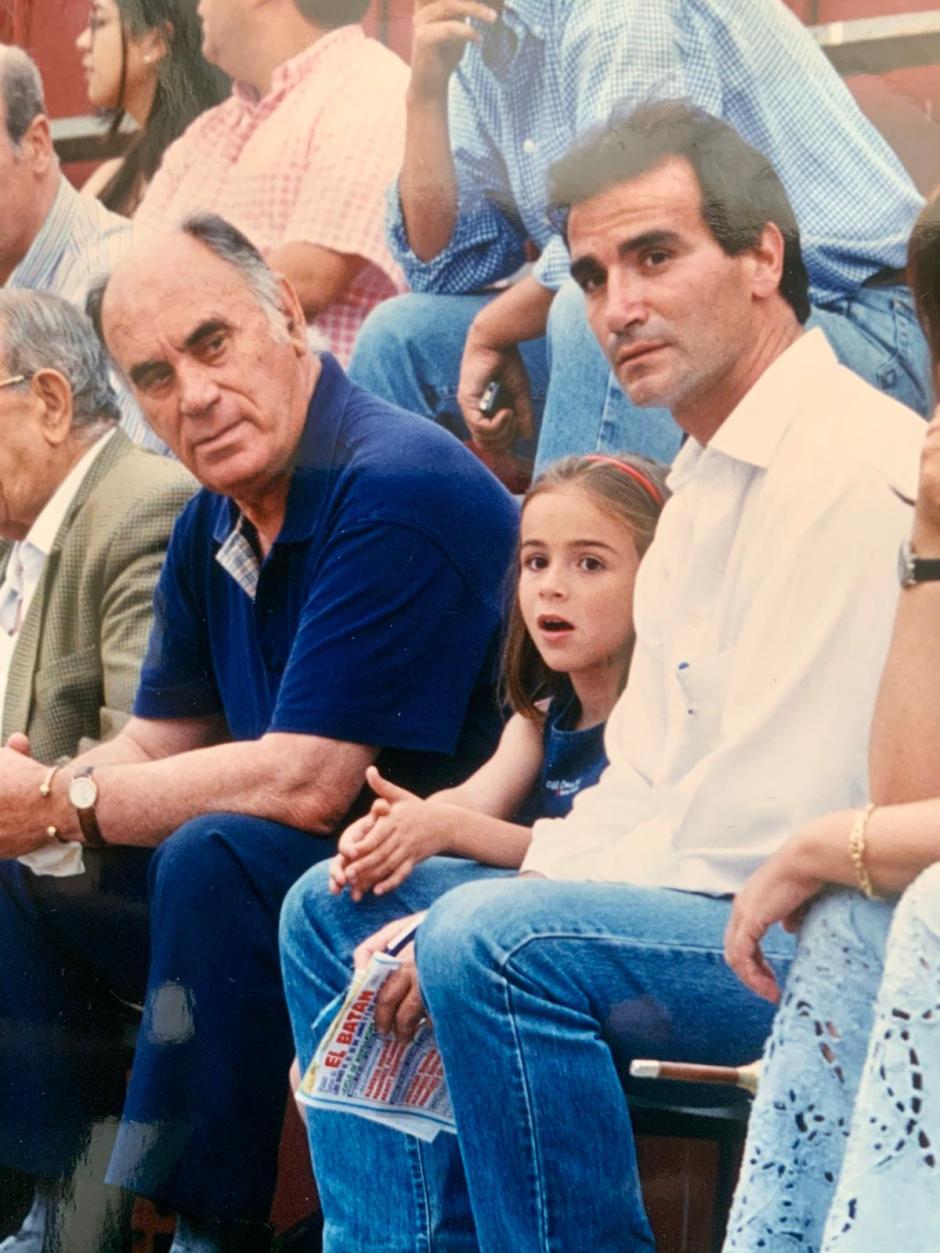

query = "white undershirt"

[{"left": 0, "top": 430, "right": 115, "bottom": 744}]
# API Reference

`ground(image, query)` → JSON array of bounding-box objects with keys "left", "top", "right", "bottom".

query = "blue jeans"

[
  {"left": 348, "top": 292, "right": 549, "bottom": 459},
  {"left": 349, "top": 279, "right": 931, "bottom": 476},
  {"left": 281, "top": 863, "right": 793, "bottom": 1252}
]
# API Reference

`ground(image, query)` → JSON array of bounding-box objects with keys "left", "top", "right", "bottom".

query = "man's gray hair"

[
  {"left": 0, "top": 289, "right": 120, "bottom": 433},
  {"left": 0, "top": 46, "right": 45, "bottom": 145},
  {"left": 86, "top": 212, "right": 289, "bottom": 344},
  {"left": 181, "top": 213, "right": 285, "bottom": 318}
]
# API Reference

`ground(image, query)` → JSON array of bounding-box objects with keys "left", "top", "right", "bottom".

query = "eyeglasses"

[{"left": 0, "top": 375, "right": 26, "bottom": 391}]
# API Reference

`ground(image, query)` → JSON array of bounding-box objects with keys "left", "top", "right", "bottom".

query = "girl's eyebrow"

[{"left": 520, "top": 538, "right": 618, "bottom": 550}]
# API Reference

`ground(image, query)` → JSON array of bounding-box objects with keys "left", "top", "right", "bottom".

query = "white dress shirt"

[
  {"left": 0, "top": 430, "right": 115, "bottom": 877},
  {"left": 523, "top": 330, "right": 926, "bottom": 893}
]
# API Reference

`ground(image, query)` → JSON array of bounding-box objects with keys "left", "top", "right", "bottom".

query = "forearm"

[
  {"left": 467, "top": 276, "right": 554, "bottom": 350},
  {"left": 399, "top": 90, "right": 459, "bottom": 261},
  {"left": 266, "top": 243, "right": 366, "bottom": 322},
  {"left": 432, "top": 802, "right": 532, "bottom": 867},
  {"left": 49, "top": 732, "right": 373, "bottom": 848},
  {"left": 791, "top": 801, "right": 940, "bottom": 896},
  {"left": 870, "top": 582, "right": 940, "bottom": 803}
]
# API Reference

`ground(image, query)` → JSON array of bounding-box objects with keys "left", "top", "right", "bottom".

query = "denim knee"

[
  {"left": 545, "top": 276, "right": 587, "bottom": 344},
  {"left": 147, "top": 812, "right": 265, "bottom": 901},
  {"left": 417, "top": 877, "right": 524, "bottom": 1005},
  {"left": 350, "top": 293, "right": 442, "bottom": 364}
]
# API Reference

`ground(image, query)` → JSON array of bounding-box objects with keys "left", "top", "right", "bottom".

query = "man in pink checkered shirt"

[{"left": 137, "top": 0, "right": 408, "bottom": 366}]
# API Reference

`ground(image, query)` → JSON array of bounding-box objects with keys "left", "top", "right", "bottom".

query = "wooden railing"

[{"left": 51, "top": 9, "right": 940, "bottom": 165}]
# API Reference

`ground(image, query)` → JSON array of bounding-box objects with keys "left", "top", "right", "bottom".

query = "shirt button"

[{"left": 523, "top": 138, "right": 537, "bottom": 154}]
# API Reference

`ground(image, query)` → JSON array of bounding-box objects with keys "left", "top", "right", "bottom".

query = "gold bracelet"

[
  {"left": 38, "top": 764, "right": 63, "bottom": 798},
  {"left": 848, "top": 802, "right": 878, "bottom": 899},
  {"left": 39, "top": 765, "right": 68, "bottom": 845}
]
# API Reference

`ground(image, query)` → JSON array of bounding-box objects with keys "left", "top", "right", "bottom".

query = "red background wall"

[{"left": 2, "top": 0, "right": 940, "bottom": 192}]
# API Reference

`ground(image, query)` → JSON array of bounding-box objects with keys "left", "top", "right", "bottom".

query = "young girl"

[{"left": 329, "top": 452, "right": 669, "bottom": 902}]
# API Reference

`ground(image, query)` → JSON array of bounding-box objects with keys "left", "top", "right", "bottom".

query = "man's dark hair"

[
  {"left": 293, "top": 0, "right": 371, "bottom": 28},
  {"left": 549, "top": 100, "right": 811, "bottom": 324}
]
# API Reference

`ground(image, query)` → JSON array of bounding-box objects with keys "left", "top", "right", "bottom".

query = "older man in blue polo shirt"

[{"left": 0, "top": 214, "right": 517, "bottom": 1253}]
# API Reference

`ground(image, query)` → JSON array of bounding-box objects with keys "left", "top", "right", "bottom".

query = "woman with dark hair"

[
  {"left": 76, "top": 0, "right": 227, "bottom": 216},
  {"left": 722, "top": 196, "right": 940, "bottom": 1250}
]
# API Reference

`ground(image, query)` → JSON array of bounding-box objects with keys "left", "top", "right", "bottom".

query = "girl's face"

[
  {"left": 518, "top": 483, "right": 641, "bottom": 687},
  {"left": 76, "top": 0, "right": 159, "bottom": 113}
]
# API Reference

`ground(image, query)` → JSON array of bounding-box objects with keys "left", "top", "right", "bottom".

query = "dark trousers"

[{"left": 0, "top": 813, "right": 334, "bottom": 1221}]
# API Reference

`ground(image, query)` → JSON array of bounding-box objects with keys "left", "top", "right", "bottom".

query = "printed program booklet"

[{"left": 297, "top": 950, "right": 456, "bottom": 1141}]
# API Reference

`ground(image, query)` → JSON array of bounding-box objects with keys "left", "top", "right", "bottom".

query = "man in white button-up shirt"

[{"left": 281, "top": 103, "right": 931, "bottom": 1249}]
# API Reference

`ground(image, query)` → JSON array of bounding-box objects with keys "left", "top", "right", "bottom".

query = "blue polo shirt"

[{"left": 135, "top": 354, "right": 518, "bottom": 796}]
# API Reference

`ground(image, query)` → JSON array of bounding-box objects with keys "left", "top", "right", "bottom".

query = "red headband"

[{"left": 583, "top": 455, "right": 666, "bottom": 508}]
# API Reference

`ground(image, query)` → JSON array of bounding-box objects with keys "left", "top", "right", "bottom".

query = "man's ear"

[
  {"left": 748, "top": 222, "right": 786, "bottom": 302},
  {"left": 20, "top": 113, "right": 55, "bottom": 177},
  {"left": 30, "top": 369, "right": 74, "bottom": 444},
  {"left": 275, "top": 274, "right": 311, "bottom": 357}
]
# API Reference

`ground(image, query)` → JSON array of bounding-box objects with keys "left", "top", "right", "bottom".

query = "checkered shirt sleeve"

[{"left": 387, "top": 0, "right": 922, "bottom": 303}]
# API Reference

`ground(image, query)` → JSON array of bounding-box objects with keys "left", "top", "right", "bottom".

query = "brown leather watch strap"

[{"left": 72, "top": 766, "right": 105, "bottom": 847}]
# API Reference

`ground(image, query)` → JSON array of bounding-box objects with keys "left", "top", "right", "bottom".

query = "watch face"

[{"left": 69, "top": 775, "right": 98, "bottom": 809}]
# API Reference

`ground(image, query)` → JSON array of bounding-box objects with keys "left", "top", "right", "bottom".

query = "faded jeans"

[{"left": 280, "top": 862, "right": 793, "bottom": 1251}]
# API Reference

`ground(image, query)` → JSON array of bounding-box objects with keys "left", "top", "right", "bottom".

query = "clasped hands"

[{"left": 329, "top": 764, "right": 452, "bottom": 901}]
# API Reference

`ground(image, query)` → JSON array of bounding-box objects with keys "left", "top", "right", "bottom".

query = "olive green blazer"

[{"left": 0, "top": 430, "right": 196, "bottom": 763}]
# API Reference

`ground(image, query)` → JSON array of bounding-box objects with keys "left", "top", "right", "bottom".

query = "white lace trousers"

[{"left": 725, "top": 864, "right": 940, "bottom": 1251}]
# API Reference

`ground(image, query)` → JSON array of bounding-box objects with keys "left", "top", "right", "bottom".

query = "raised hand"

[{"left": 410, "top": 0, "right": 498, "bottom": 100}]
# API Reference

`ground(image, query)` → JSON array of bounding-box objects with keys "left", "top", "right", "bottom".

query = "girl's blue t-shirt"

[{"left": 518, "top": 694, "right": 609, "bottom": 823}]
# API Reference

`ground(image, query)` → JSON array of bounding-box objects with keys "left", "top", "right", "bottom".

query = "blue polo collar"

[{"left": 210, "top": 352, "right": 353, "bottom": 548}]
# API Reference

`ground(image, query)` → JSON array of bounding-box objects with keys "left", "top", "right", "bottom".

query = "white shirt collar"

[
  {"left": 22, "top": 428, "right": 116, "bottom": 562},
  {"left": 668, "top": 329, "right": 835, "bottom": 491}
]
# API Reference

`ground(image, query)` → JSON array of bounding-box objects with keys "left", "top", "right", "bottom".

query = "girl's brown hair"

[
  {"left": 909, "top": 193, "right": 940, "bottom": 376},
  {"left": 502, "top": 453, "right": 670, "bottom": 720}
]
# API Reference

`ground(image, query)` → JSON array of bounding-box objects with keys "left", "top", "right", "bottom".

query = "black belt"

[{"left": 863, "top": 265, "right": 907, "bottom": 289}]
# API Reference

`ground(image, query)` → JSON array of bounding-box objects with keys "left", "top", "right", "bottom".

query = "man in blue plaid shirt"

[{"left": 349, "top": 0, "right": 930, "bottom": 470}]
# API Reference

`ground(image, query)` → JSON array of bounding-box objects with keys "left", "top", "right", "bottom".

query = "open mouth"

[{"left": 537, "top": 615, "right": 574, "bottom": 633}]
